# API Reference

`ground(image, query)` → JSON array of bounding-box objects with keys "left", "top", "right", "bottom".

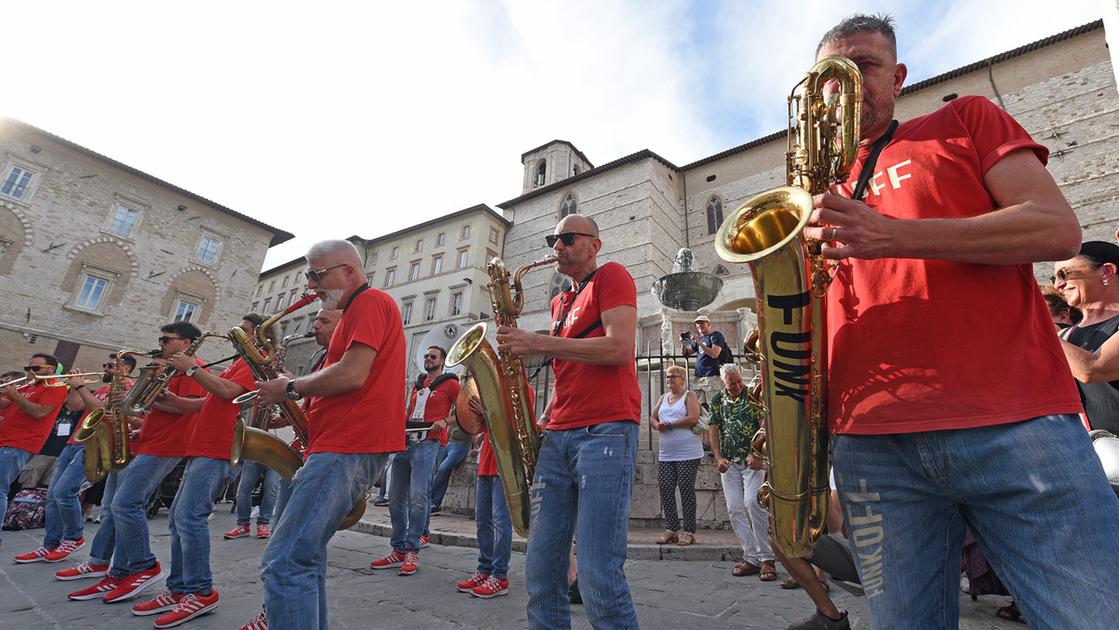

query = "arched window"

[
  {"left": 559, "top": 193, "right": 577, "bottom": 218},
  {"left": 534, "top": 160, "right": 546, "bottom": 187},
  {"left": 706, "top": 196, "right": 724, "bottom": 234}
]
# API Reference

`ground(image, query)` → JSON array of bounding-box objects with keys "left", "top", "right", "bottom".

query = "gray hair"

[
  {"left": 817, "top": 13, "right": 897, "bottom": 60},
  {"left": 719, "top": 363, "right": 742, "bottom": 379},
  {"left": 306, "top": 239, "right": 362, "bottom": 264}
]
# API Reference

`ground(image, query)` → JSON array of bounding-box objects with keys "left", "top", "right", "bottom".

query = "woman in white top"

[{"left": 652, "top": 364, "right": 704, "bottom": 545}]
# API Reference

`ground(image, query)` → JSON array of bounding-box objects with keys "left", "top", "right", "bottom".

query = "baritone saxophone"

[{"left": 714, "top": 56, "right": 861, "bottom": 558}]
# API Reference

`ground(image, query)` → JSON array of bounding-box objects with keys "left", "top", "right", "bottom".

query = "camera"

[{"left": 680, "top": 331, "right": 692, "bottom": 341}]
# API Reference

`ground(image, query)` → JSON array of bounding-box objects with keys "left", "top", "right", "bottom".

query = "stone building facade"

[
  {"left": 0, "top": 118, "right": 292, "bottom": 372},
  {"left": 253, "top": 204, "right": 510, "bottom": 378}
]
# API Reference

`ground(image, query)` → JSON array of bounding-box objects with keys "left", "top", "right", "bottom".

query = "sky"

[{"left": 3, "top": 0, "right": 1109, "bottom": 269}]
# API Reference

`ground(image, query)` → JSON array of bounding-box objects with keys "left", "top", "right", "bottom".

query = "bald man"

[
  {"left": 496, "top": 214, "right": 642, "bottom": 629},
  {"left": 252, "top": 240, "right": 405, "bottom": 630}
]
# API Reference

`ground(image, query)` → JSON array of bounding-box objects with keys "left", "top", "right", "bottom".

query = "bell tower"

[{"left": 520, "top": 140, "right": 592, "bottom": 194}]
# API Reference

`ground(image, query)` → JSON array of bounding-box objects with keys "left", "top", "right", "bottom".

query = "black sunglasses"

[
  {"left": 24, "top": 365, "right": 51, "bottom": 372},
  {"left": 545, "top": 232, "right": 595, "bottom": 248},
  {"left": 424, "top": 353, "right": 440, "bottom": 360},
  {"left": 158, "top": 335, "right": 184, "bottom": 344},
  {"left": 304, "top": 264, "right": 347, "bottom": 282},
  {"left": 102, "top": 362, "right": 117, "bottom": 369}
]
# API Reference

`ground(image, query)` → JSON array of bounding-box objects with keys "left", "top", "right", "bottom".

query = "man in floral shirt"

[{"left": 708, "top": 363, "right": 775, "bottom": 581}]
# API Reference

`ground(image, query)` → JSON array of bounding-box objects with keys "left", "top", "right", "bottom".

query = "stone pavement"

[{"left": 0, "top": 506, "right": 1020, "bottom": 629}]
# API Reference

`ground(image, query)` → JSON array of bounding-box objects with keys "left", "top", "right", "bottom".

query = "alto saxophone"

[
  {"left": 714, "top": 56, "right": 862, "bottom": 558},
  {"left": 446, "top": 255, "right": 556, "bottom": 537},
  {"left": 121, "top": 332, "right": 228, "bottom": 417},
  {"left": 74, "top": 349, "right": 158, "bottom": 483}
]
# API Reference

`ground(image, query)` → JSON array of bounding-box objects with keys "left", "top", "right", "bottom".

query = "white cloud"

[{"left": 1, "top": 0, "right": 1104, "bottom": 270}]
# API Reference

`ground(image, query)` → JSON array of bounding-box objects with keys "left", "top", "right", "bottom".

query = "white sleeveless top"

[{"left": 657, "top": 392, "right": 704, "bottom": 462}]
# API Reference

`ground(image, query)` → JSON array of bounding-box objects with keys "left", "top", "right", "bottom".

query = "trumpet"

[{"left": 2, "top": 372, "right": 102, "bottom": 391}]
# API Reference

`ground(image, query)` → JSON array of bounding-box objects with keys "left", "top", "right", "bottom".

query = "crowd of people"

[{"left": 2, "top": 11, "right": 1119, "bottom": 630}]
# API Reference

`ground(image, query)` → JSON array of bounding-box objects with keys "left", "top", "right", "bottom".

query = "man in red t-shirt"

[
  {"left": 67, "top": 322, "right": 208, "bottom": 609},
  {"left": 792, "top": 14, "right": 1119, "bottom": 629},
  {"left": 370, "top": 344, "right": 459, "bottom": 574},
  {"left": 253, "top": 239, "right": 405, "bottom": 630},
  {"left": 495, "top": 214, "right": 641, "bottom": 629},
  {"left": 0, "top": 353, "right": 69, "bottom": 549},
  {"left": 12, "top": 353, "right": 137, "bottom": 565},
  {"left": 123, "top": 335, "right": 256, "bottom": 626}
]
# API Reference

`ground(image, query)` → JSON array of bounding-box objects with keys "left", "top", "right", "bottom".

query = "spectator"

[
  {"left": 708, "top": 363, "right": 776, "bottom": 581},
  {"left": 429, "top": 416, "right": 471, "bottom": 515},
  {"left": 680, "top": 315, "right": 730, "bottom": 396},
  {"left": 1042, "top": 284, "right": 1081, "bottom": 329},
  {"left": 1056, "top": 241, "right": 1119, "bottom": 434},
  {"left": 652, "top": 365, "right": 703, "bottom": 546}
]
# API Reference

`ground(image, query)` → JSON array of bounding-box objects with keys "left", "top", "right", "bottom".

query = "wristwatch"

[
  {"left": 285, "top": 379, "right": 300, "bottom": 400},
  {"left": 184, "top": 366, "right": 197, "bottom": 377}
]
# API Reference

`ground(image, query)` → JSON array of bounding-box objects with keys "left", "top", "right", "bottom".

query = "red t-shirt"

[
  {"left": 827, "top": 95, "right": 1082, "bottom": 434},
  {"left": 547, "top": 261, "right": 641, "bottom": 430},
  {"left": 0, "top": 383, "right": 69, "bottom": 452},
  {"left": 184, "top": 359, "right": 255, "bottom": 459},
  {"left": 306, "top": 287, "right": 406, "bottom": 454},
  {"left": 407, "top": 374, "right": 462, "bottom": 443},
  {"left": 67, "top": 384, "right": 113, "bottom": 445},
  {"left": 135, "top": 359, "right": 207, "bottom": 458},
  {"left": 477, "top": 430, "right": 496, "bottom": 477}
]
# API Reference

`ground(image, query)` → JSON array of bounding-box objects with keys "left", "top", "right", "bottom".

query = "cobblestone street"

[{"left": 0, "top": 507, "right": 1020, "bottom": 629}]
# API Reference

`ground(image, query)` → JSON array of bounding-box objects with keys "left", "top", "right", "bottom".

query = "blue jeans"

[
  {"left": 236, "top": 459, "right": 281, "bottom": 525},
  {"left": 388, "top": 439, "right": 438, "bottom": 552},
  {"left": 44, "top": 443, "right": 86, "bottom": 547},
  {"left": 166, "top": 457, "right": 229, "bottom": 594},
  {"left": 262, "top": 452, "right": 387, "bottom": 630},
  {"left": 88, "top": 470, "right": 119, "bottom": 565},
  {"left": 273, "top": 477, "right": 293, "bottom": 523},
  {"left": 525, "top": 421, "right": 639, "bottom": 630},
  {"left": 476, "top": 475, "right": 512, "bottom": 579},
  {"left": 0, "top": 447, "right": 33, "bottom": 545},
  {"left": 832, "top": 414, "right": 1119, "bottom": 630},
  {"left": 430, "top": 442, "right": 469, "bottom": 509},
  {"left": 108, "top": 454, "right": 181, "bottom": 577},
  {"left": 375, "top": 453, "right": 396, "bottom": 500}
]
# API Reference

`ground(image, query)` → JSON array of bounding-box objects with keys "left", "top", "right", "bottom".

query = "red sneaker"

[
  {"left": 223, "top": 524, "right": 251, "bottom": 539},
  {"left": 68, "top": 576, "right": 123, "bottom": 601},
  {"left": 131, "top": 589, "right": 184, "bottom": 616},
  {"left": 456, "top": 571, "right": 490, "bottom": 593},
  {"left": 399, "top": 551, "right": 419, "bottom": 576},
  {"left": 419, "top": 534, "right": 431, "bottom": 548},
  {"left": 237, "top": 607, "right": 268, "bottom": 630},
  {"left": 255, "top": 524, "right": 270, "bottom": 539},
  {"left": 56, "top": 560, "right": 109, "bottom": 581},
  {"left": 471, "top": 575, "right": 510, "bottom": 599},
  {"left": 44, "top": 537, "right": 86, "bottom": 562},
  {"left": 102, "top": 562, "right": 163, "bottom": 603},
  {"left": 369, "top": 550, "right": 405, "bottom": 570},
  {"left": 13, "top": 546, "right": 57, "bottom": 563},
  {"left": 153, "top": 589, "right": 221, "bottom": 628}
]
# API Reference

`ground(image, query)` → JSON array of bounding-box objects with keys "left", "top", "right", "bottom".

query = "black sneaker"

[
  {"left": 787, "top": 610, "right": 850, "bottom": 630},
  {"left": 430, "top": 505, "right": 442, "bottom": 515},
  {"left": 568, "top": 579, "right": 582, "bottom": 605},
  {"left": 372, "top": 497, "right": 389, "bottom": 507}
]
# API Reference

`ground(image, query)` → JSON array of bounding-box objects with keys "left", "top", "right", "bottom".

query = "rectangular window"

[
  {"left": 108, "top": 205, "right": 139, "bottom": 237},
  {"left": 431, "top": 255, "right": 443, "bottom": 276},
  {"left": 461, "top": 225, "right": 471, "bottom": 240},
  {"left": 456, "top": 248, "right": 469, "bottom": 270},
  {"left": 290, "top": 288, "right": 299, "bottom": 303},
  {"left": 415, "top": 238, "right": 424, "bottom": 253},
  {"left": 276, "top": 293, "right": 287, "bottom": 310},
  {"left": 268, "top": 280, "right": 276, "bottom": 293},
  {"left": 385, "top": 268, "right": 396, "bottom": 287},
  {"left": 424, "top": 297, "right": 437, "bottom": 321},
  {"left": 255, "top": 286, "right": 263, "bottom": 297},
  {"left": 451, "top": 291, "right": 462, "bottom": 316},
  {"left": 370, "top": 252, "right": 378, "bottom": 265},
  {"left": 281, "top": 275, "right": 289, "bottom": 289},
  {"left": 263, "top": 297, "right": 272, "bottom": 312},
  {"left": 409, "top": 261, "right": 421, "bottom": 282},
  {"left": 489, "top": 227, "right": 499, "bottom": 244},
  {"left": 402, "top": 301, "right": 414, "bottom": 325},
  {"left": 73, "top": 273, "right": 111, "bottom": 311},
  {"left": 194, "top": 235, "right": 222, "bottom": 265},
  {"left": 0, "top": 166, "right": 34, "bottom": 200},
  {"left": 173, "top": 299, "right": 199, "bottom": 322},
  {"left": 436, "top": 232, "right": 445, "bottom": 247},
  {"left": 390, "top": 246, "right": 399, "bottom": 260},
  {"left": 251, "top": 301, "right": 259, "bottom": 312}
]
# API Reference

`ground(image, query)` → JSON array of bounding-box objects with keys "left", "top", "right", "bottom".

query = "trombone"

[{"left": 2, "top": 372, "right": 103, "bottom": 391}]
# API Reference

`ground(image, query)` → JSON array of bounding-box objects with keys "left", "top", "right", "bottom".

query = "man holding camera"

[{"left": 681, "top": 314, "right": 730, "bottom": 395}]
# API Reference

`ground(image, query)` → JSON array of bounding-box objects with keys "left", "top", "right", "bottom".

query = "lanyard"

[
  {"left": 341, "top": 283, "right": 370, "bottom": 314},
  {"left": 851, "top": 119, "right": 898, "bottom": 200},
  {"left": 551, "top": 268, "right": 598, "bottom": 337}
]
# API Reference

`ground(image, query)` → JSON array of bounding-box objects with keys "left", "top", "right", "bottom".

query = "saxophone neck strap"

[
  {"left": 551, "top": 267, "right": 599, "bottom": 337},
  {"left": 851, "top": 119, "right": 898, "bottom": 200}
]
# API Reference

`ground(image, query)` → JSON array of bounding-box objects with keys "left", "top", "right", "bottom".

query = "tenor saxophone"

[
  {"left": 714, "top": 56, "right": 861, "bottom": 558},
  {"left": 446, "top": 256, "right": 555, "bottom": 537},
  {"left": 74, "top": 349, "right": 158, "bottom": 483}
]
